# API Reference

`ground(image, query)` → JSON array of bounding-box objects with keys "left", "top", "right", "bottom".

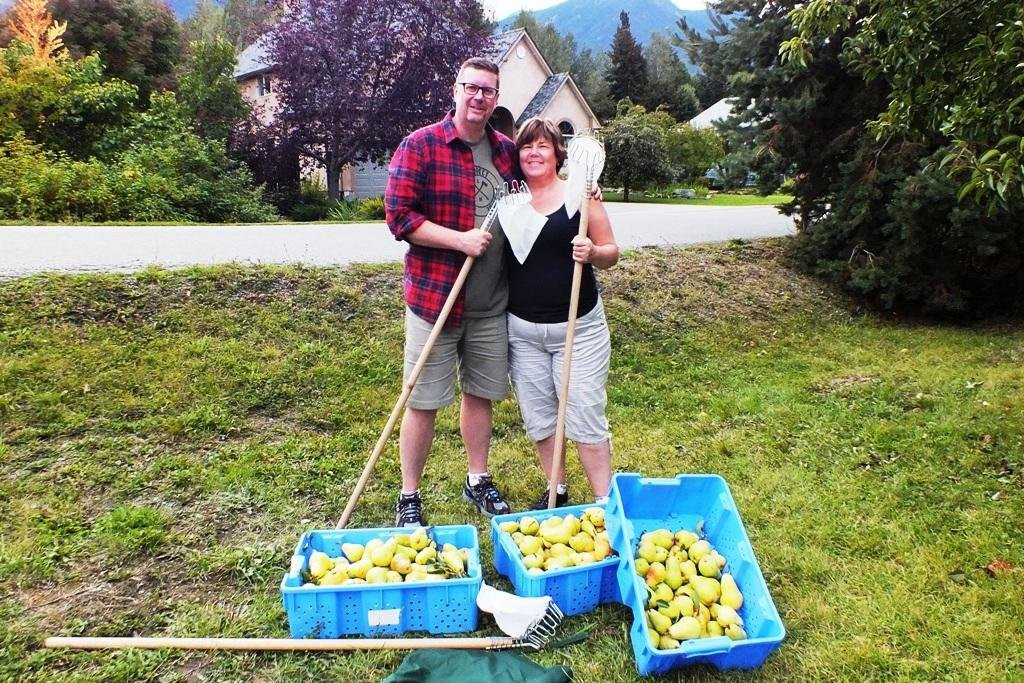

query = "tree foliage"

[
  {"left": 179, "top": 37, "right": 249, "bottom": 141},
  {"left": 266, "top": 0, "right": 488, "bottom": 201},
  {"left": 685, "top": 0, "right": 1024, "bottom": 315},
  {"left": 664, "top": 124, "right": 725, "bottom": 182},
  {"left": 642, "top": 32, "right": 696, "bottom": 121},
  {"left": 606, "top": 11, "right": 647, "bottom": 105},
  {"left": 782, "top": 0, "right": 1024, "bottom": 211},
  {"left": 49, "top": 0, "right": 181, "bottom": 102},
  {"left": 5, "top": 0, "right": 66, "bottom": 60},
  {"left": 601, "top": 101, "right": 671, "bottom": 201},
  {"left": 0, "top": 41, "right": 275, "bottom": 222}
]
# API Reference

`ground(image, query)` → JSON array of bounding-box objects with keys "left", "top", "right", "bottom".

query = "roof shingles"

[{"left": 517, "top": 73, "right": 569, "bottom": 124}]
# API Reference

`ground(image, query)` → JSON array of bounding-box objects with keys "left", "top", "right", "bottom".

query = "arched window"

[{"left": 558, "top": 120, "right": 575, "bottom": 137}]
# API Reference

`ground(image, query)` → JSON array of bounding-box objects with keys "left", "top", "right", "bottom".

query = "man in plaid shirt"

[{"left": 386, "top": 57, "right": 520, "bottom": 527}]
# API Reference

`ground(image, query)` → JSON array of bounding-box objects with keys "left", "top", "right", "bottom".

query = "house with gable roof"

[{"left": 234, "top": 28, "right": 601, "bottom": 198}]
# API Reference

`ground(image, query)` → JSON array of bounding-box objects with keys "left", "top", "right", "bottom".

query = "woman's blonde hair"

[{"left": 515, "top": 117, "right": 567, "bottom": 169}]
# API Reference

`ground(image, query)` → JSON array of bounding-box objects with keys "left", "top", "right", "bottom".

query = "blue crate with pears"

[
  {"left": 281, "top": 524, "right": 481, "bottom": 638},
  {"left": 606, "top": 473, "right": 785, "bottom": 674},
  {"left": 490, "top": 503, "right": 620, "bottom": 617}
]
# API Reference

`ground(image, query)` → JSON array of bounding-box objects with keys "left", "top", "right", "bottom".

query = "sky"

[{"left": 483, "top": 0, "right": 709, "bottom": 20}]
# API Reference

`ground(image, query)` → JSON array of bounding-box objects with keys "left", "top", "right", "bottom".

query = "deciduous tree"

[
  {"left": 601, "top": 101, "right": 671, "bottom": 201},
  {"left": 265, "top": 0, "right": 488, "bottom": 201}
]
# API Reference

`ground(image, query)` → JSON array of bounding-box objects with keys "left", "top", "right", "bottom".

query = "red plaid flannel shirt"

[{"left": 385, "top": 112, "right": 518, "bottom": 327}]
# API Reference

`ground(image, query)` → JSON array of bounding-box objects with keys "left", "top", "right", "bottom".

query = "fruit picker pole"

[
  {"left": 547, "top": 179, "right": 592, "bottom": 509},
  {"left": 44, "top": 635, "right": 523, "bottom": 652},
  {"left": 336, "top": 204, "right": 500, "bottom": 529}
]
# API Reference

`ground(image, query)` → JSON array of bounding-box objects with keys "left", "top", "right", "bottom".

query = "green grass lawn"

[
  {"left": 1, "top": 240, "right": 1022, "bottom": 681},
  {"left": 603, "top": 192, "right": 793, "bottom": 207}
]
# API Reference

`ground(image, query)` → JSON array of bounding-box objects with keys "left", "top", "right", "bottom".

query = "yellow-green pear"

[
  {"left": 580, "top": 518, "right": 597, "bottom": 538},
  {"left": 390, "top": 553, "right": 412, "bottom": 575},
  {"left": 671, "top": 595, "right": 695, "bottom": 617},
  {"left": 539, "top": 521, "right": 572, "bottom": 546},
  {"left": 715, "top": 604, "right": 742, "bottom": 627},
  {"left": 593, "top": 535, "right": 612, "bottom": 561},
  {"left": 519, "top": 516, "right": 540, "bottom": 535},
  {"left": 575, "top": 551, "right": 596, "bottom": 564},
  {"left": 415, "top": 546, "right": 437, "bottom": 565},
  {"left": 647, "top": 609, "right": 672, "bottom": 635},
  {"left": 659, "top": 635, "right": 681, "bottom": 650},
  {"left": 308, "top": 551, "right": 334, "bottom": 581},
  {"left": 569, "top": 532, "right": 595, "bottom": 553},
  {"left": 697, "top": 554, "right": 721, "bottom": 578},
  {"left": 651, "top": 545, "right": 669, "bottom": 564},
  {"left": 511, "top": 531, "right": 525, "bottom": 544},
  {"left": 668, "top": 615, "right": 701, "bottom": 641},
  {"left": 720, "top": 573, "right": 743, "bottom": 610},
  {"left": 564, "top": 514, "right": 581, "bottom": 535},
  {"left": 543, "top": 555, "right": 573, "bottom": 571},
  {"left": 646, "top": 528, "right": 675, "bottom": 550},
  {"left": 385, "top": 570, "right": 404, "bottom": 583},
  {"left": 440, "top": 549, "right": 465, "bottom": 577},
  {"left": 647, "top": 626, "right": 660, "bottom": 646},
  {"left": 520, "top": 552, "right": 542, "bottom": 569},
  {"left": 696, "top": 603, "right": 711, "bottom": 631},
  {"left": 637, "top": 541, "right": 659, "bottom": 564},
  {"left": 405, "top": 571, "right": 430, "bottom": 582},
  {"left": 675, "top": 584, "right": 695, "bottom": 600},
  {"left": 319, "top": 567, "right": 348, "bottom": 586},
  {"left": 657, "top": 600, "right": 681, "bottom": 620},
  {"left": 441, "top": 542, "right": 457, "bottom": 554},
  {"left": 347, "top": 557, "right": 373, "bottom": 579},
  {"left": 540, "top": 515, "right": 564, "bottom": 531},
  {"left": 394, "top": 533, "right": 412, "bottom": 547},
  {"left": 365, "top": 566, "right": 389, "bottom": 584},
  {"left": 665, "top": 555, "right": 684, "bottom": 590},
  {"left": 365, "top": 538, "right": 384, "bottom": 554},
  {"left": 583, "top": 507, "right": 605, "bottom": 527},
  {"left": 370, "top": 538, "right": 397, "bottom": 567},
  {"left": 648, "top": 582, "right": 673, "bottom": 607},
  {"left": 711, "top": 550, "right": 727, "bottom": 570},
  {"left": 396, "top": 545, "right": 418, "bottom": 562},
  {"left": 548, "top": 543, "right": 572, "bottom": 558},
  {"left": 706, "top": 621, "right": 724, "bottom": 637},
  {"left": 409, "top": 527, "right": 430, "bottom": 550},
  {"left": 498, "top": 521, "right": 519, "bottom": 534},
  {"left": 517, "top": 535, "right": 543, "bottom": 556},
  {"left": 341, "top": 543, "right": 365, "bottom": 563},
  {"left": 459, "top": 547, "right": 470, "bottom": 564},
  {"left": 644, "top": 561, "right": 667, "bottom": 588},
  {"left": 725, "top": 624, "right": 747, "bottom": 641},
  {"left": 342, "top": 577, "right": 366, "bottom": 585},
  {"left": 688, "top": 539, "right": 711, "bottom": 563},
  {"left": 674, "top": 529, "right": 699, "bottom": 549},
  {"left": 692, "top": 575, "right": 721, "bottom": 606},
  {"left": 635, "top": 557, "right": 650, "bottom": 577},
  {"left": 681, "top": 559, "right": 698, "bottom": 580}
]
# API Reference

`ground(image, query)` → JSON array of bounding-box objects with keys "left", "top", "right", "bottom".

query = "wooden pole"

[
  {"left": 548, "top": 189, "right": 591, "bottom": 509},
  {"left": 44, "top": 635, "right": 513, "bottom": 652}
]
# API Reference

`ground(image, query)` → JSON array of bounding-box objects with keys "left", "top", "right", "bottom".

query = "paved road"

[{"left": 0, "top": 203, "right": 793, "bottom": 278}]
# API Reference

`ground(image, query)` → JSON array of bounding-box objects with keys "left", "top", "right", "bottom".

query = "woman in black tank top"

[{"left": 503, "top": 117, "right": 620, "bottom": 509}]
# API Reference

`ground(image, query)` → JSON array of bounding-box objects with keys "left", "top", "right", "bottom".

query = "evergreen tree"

[
  {"left": 605, "top": 11, "right": 647, "bottom": 104},
  {"left": 643, "top": 32, "right": 696, "bottom": 121}
]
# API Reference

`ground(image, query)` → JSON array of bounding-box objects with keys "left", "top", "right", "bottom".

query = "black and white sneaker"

[
  {"left": 395, "top": 492, "right": 426, "bottom": 528},
  {"left": 462, "top": 475, "right": 511, "bottom": 517},
  {"left": 530, "top": 487, "right": 569, "bottom": 510}
]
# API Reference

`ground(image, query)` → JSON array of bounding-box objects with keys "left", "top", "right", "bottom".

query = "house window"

[
  {"left": 558, "top": 120, "right": 575, "bottom": 137},
  {"left": 257, "top": 74, "right": 271, "bottom": 96}
]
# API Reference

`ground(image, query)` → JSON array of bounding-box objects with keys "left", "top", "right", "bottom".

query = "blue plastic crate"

[
  {"left": 280, "top": 525, "right": 481, "bottom": 638},
  {"left": 490, "top": 504, "right": 620, "bottom": 617},
  {"left": 606, "top": 473, "right": 785, "bottom": 674}
]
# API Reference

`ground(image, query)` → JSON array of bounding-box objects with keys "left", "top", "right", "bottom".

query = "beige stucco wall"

[
  {"left": 495, "top": 41, "right": 550, "bottom": 119},
  {"left": 544, "top": 85, "right": 600, "bottom": 135},
  {"left": 238, "top": 75, "right": 279, "bottom": 125}
]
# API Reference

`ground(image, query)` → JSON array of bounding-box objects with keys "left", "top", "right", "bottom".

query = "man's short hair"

[{"left": 458, "top": 57, "right": 500, "bottom": 87}]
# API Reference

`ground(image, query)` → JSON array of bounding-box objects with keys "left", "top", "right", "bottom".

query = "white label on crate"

[{"left": 367, "top": 608, "right": 402, "bottom": 626}]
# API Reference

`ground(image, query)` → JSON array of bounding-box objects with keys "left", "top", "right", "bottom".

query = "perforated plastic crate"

[
  {"left": 280, "top": 525, "right": 481, "bottom": 638},
  {"left": 490, "top": 504, "right": 620, "bottom": 617},
  {"left": 606, "top": 473, "right": 785, "bottom": 674}
]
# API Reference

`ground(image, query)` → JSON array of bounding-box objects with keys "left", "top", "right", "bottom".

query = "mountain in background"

[{"left": 500, "top": 0, "right": 715, "bottom": 57}]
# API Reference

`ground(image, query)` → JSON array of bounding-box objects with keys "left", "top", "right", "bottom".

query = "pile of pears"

[
  {"left": 303, "top": 527, "right": 471, "bottom": 587},
  {"left": 498, "top": 507, "right": 614, "bottom": 573},
  {"left": 636, "top": 527, "right": 748, "bottom": 649}
]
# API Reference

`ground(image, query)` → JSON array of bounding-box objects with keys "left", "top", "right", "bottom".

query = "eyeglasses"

[{"left": 458, "top": 82, "right": 499, "bottom": 99}]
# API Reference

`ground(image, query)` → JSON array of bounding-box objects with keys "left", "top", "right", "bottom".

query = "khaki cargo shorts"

[{"left": 404, "top": 308, "right": 509, "bottom": 410}]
